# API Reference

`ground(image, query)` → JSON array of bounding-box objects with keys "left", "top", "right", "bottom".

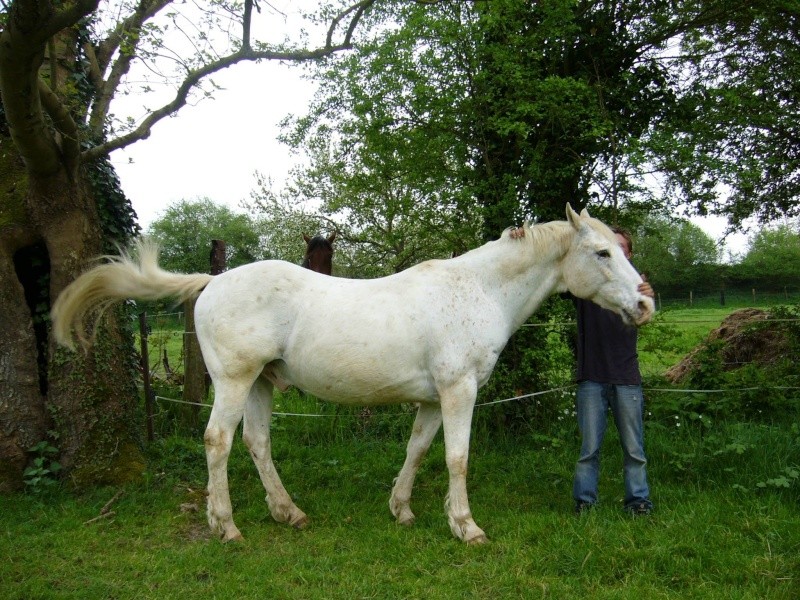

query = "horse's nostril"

[{"left": 637, "top": 300, "right": 653, "bottom": 322}]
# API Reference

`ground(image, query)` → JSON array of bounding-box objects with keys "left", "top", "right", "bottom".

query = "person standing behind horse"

[{"left": 571, "top": 227, "right": 654, "bottom": 516}]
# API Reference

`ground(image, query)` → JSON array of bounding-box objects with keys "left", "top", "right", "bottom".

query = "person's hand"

[
  {"left": 509, "top": 226, "right": 525, "bottom": 239},
  {"left": 638, "top": 281, "right": 654, "bottom": 299}
]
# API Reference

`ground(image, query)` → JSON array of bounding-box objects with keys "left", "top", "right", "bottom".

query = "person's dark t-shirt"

[{"left": 573, "top": 297, "right": 641, "bottom": 385}]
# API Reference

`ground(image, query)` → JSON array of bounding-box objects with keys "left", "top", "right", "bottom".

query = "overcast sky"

[{"left": 111, "top": 61, "right": 314, "bottom": 229}]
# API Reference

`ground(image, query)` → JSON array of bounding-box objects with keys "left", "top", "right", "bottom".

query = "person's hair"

[{"left": 611, "top": 226, "right": 633, "bottom": 254}]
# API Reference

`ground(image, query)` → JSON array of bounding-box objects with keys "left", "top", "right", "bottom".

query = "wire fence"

[{"left": 136, "top": 305, "right": 800, "bottom": 438}]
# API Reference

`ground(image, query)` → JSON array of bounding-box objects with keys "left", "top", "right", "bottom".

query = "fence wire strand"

[
  {"left": 145, "top": 309, "right": 800, "bottom": 420},
  {"left": 153, "top": 383, "right": 800, "bottom": 417}
]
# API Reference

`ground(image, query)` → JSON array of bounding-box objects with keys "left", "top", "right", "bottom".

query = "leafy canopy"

[{"left": 146, "top": 198, "right": 267, "bottom": 273}]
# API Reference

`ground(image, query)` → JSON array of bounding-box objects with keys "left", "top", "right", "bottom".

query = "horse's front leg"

[
  {"left": 440, "top": 379, "right": 487, "bottom": 545},
  {"left": 390, "top": 402, "right": 442, "bottom": 526},
  {"left": 243, "top": 376, "right": 308, "bottom": 529}
]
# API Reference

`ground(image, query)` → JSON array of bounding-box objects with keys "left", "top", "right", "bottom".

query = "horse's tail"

[{"left": 51, "top": 240, "right": 213, "bottom": 351}]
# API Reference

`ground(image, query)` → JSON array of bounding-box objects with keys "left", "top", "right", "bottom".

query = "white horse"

[{"left": 52, "top": 204, "right": 654, "bottom": 544}]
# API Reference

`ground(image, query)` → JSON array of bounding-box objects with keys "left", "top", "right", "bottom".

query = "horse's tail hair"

[{"left": 51, "top": 239, "right": 213, "bottom": 351}]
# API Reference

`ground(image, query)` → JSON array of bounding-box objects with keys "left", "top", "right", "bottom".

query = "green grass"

[
  {"left": 638, "top": 306, "right": 742, "bottom": 378},
  {"left": 2, "top": 418, "right": 798, "bottom": 599}
]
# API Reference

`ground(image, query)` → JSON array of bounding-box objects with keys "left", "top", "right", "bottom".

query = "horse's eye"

[{"left": 596, "top": 249, "right": 611, "bottom": 259}]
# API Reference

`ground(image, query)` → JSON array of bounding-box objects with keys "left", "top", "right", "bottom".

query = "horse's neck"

[{"left": 463, "top": 222, "right": 573, "bottom": 330}]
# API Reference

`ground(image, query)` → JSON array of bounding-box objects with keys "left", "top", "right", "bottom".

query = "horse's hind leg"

[
  {"left": 390, "top": 402, "right": 442, "bottom": 526},
  {"left": 204, "top": 377, "right": 252, "bottom": 542},
  {"left": 242, "top": 376, "right": 308, "bottom": 528}
]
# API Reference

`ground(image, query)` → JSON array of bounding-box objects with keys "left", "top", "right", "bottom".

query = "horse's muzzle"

[{"left": 633, "top": 297, "right": 655, "bottom": 326}]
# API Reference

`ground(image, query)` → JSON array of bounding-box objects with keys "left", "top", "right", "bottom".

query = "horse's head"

[
  {"left": 561, "top": 204, "right": 654, "bottom": 326},
  {"left": 302, "top": 231, "right": 336, "bottom": 275}
]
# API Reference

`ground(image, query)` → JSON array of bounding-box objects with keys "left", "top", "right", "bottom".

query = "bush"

[{"left": 475, "top": 297, "right": 575, "bottom": 434}]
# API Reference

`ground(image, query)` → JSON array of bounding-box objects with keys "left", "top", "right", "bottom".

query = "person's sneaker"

[
  {"left": 574, "top": 501, "right": 596, "bottom": 515},
  {"left": 624, "top": 501, "right": 653, "bottom": 516}
]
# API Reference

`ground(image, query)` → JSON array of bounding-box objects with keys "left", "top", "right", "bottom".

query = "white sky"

[{"left": 111, "top": 61, "right": 314, "bottom": 228}]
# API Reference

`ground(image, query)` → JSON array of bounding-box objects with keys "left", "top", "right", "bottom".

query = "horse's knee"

[{"left": 204, "top": 427, "right": 226, "bottom": 449}]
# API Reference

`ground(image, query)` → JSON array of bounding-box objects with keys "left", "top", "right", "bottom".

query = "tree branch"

[
  {"left": 82, "top": 0, "right": 377, "bottom": 161},
  {"left": 88, "top": 0, "right": 173, "bottom": 136},
  {"left": 95, "top": 0, "right": 171, "bottom": 72},
  {"left": 37, "top": 0, "right": 101, "bottom": 46},
  {"left": 242, "top": 0, "right": 255, "bottom": 51},
  {"left": 37, "top": 78, "right": 81, "bottom": 174}
]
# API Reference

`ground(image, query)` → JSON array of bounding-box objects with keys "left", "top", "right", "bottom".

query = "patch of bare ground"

[{"left": 665, "top": 308, "right": 790, "bottom": 383}]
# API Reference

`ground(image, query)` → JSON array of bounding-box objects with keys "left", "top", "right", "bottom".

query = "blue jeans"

[{"left": 573, "top": 381, "right": 651, "bottom": 509}]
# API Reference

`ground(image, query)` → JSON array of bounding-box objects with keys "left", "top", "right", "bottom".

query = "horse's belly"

[{"left": 275, "top": 361, "right": 438, "bottom": 405}]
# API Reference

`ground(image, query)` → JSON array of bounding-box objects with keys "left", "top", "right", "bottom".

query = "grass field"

[
  {"left": 3, "top": 304, "right": 798, "bottom": 599},
  {"left": 3, "top": 421, "right": 798, "bottom": 599}
]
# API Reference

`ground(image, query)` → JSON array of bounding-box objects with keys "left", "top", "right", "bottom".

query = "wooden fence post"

[
  {"left": 139, "top": 312, "right": 154, "bottom": 442},
  {"left": 182, "top": 298, "right": 205, "bottom": 428},
  {"left": 210, "top": 239, "right": 226, "bottom": 275},
  {"left": 182, "top": 240, "right": 227, "bottom": 426}
]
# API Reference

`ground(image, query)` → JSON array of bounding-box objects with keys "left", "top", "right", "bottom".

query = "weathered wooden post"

[
  {"left": 182, "top": 240, "right": 227, "bottom": 427},
  {"left": 139, "top": 313, "right": 154, "bottom": 442}
]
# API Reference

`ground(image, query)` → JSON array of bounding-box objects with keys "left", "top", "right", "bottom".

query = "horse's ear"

[
  {"left": 327, "top": 231, "right": 337, "bottom": 244},
  {"left": 303, "top": 233, "right": 311, "bottom": 243},
  {"left": 580, "top": 208, "right": 590, "bottom": 218},
  {"left": 566, "top": 203, "right": 582, "bottom": 229}
]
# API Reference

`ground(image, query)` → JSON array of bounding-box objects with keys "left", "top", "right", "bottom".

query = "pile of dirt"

[{"left": 664, "top": 308, "right": 791, "bottom": 383}]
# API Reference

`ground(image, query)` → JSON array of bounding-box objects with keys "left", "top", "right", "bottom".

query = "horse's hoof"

[
  {"left": 397, "top": 514, "right": 415, "bottom": 527},
  {"left": 292, "top": 515, "right": 309, "bottom": 530},
  {"left": 466, "top": 533, "right": 488, "bottom": 545},
  {"left": 221, "top": 531, "right": 244, "bottom": 543}
]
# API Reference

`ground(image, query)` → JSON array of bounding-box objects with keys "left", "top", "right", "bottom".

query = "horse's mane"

[{"left": 500, "top": 220, "right": 574, "bottom": 257}]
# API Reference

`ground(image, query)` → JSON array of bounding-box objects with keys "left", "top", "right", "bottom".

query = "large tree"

[
  {"left": 0, "top": 0, "right": 376, "bottom": 490},
  {"left": 278, "top": 0, "right": 797, "bottom": 238},
  {"left": 649, "top": 1, "right": 800, "bottom": 228},
  {"left": 262, "top": 0, "right": 484, "bottom": 274}
]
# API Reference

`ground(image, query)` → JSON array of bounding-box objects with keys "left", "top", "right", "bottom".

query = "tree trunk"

[{"left": 0, "top": 164, "right": 145, "bottom": 490}]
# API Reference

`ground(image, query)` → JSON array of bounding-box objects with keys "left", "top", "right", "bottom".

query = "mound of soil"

[{"left": 664, "top": 308, "right": 790, "bottom": 383}]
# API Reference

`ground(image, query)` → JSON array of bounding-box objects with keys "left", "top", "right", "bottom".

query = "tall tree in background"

[
  {"left": 270, "top": 1, "right": 484, "bottom": 274},
  {"left": 634, "top": 216, "right": 721, "bottom": 295},
  {"left": 650, "top": 1, "right": 800, "bottom": 228},
  {"left": 280, "top": 0, "right": 797, "bottom": 239},
  {"left": 147, "top": 199, "right": 267, "bottom": 274},
  {"left": 0, "top": 0, "right": 376, "bottom": 490}
]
